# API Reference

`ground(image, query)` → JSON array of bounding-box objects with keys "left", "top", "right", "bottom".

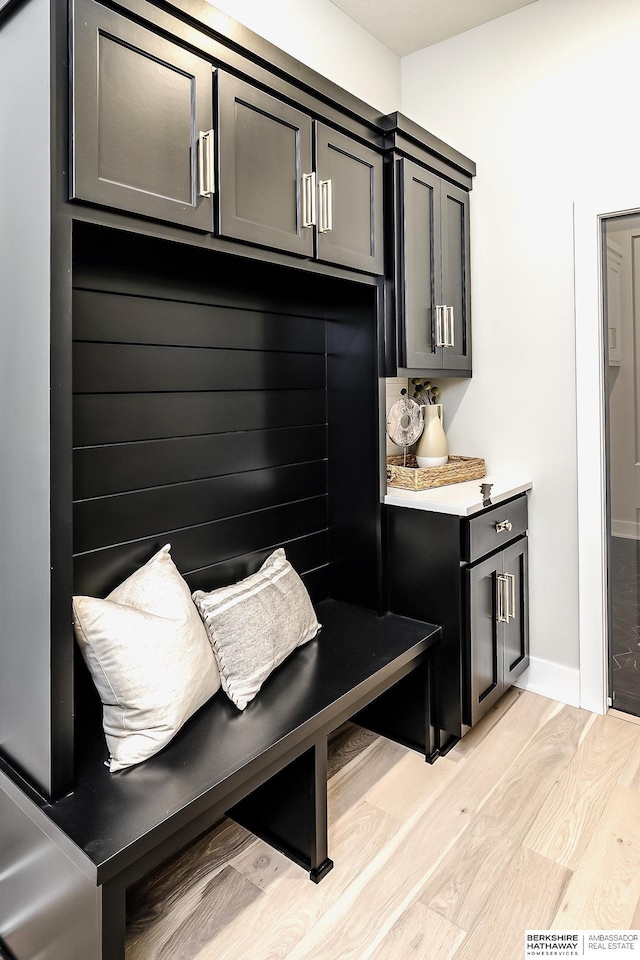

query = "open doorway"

[{"left": 604, "top": 213, "right": 640, "bottom": 716}]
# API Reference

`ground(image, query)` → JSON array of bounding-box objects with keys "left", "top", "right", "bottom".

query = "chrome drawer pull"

[{"left": 495, "top": 520, "right": 512, "bottom": 533}]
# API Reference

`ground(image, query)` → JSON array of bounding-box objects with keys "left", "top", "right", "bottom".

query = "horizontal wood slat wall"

[
  {"left": 184, "top": 532, "right": 330, "bottom": 595},
  {"left": 72, "top": 267, "right": 330, "bottom": 601},
  {"left": 70, "top": 222, "right": 380, "bottom": 619},
  {"left": 74, "top": 462, "right": 328, "bottom": 553},
  {"left": 73, "top": 390, "right": 326, "bottom": 445},
  {"left": 73, "top": 291, "right": 327, "bottom": 352},
  {"left": 73, "top": 499, "right": 329, "bottom": 597},
  {"left": 73, "top": 425, "right": 327, "bottom": 499},
  {"left": 72, "top": 343, "right": 325, "bottom": 393}
]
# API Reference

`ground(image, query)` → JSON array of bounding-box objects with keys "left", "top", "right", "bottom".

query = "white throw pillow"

[
  {"left": 192, "top": 549, "right": 321, "bottom": 710},
  {"left": 73, "top": 544, "right": 221, "bottom": 772}
]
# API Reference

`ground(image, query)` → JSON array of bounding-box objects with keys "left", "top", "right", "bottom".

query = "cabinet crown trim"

[{"left": 383, "top": 112, "right": 476, "bottom": 178}]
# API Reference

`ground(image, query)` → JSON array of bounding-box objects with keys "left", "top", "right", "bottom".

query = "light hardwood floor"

[{"left": 126, "top": 691, "right": 640, "bottom": 960}]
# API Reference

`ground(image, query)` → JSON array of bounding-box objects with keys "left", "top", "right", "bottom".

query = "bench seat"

[{"left": 0, "top": 600, "right": 439, "bottom": 960}]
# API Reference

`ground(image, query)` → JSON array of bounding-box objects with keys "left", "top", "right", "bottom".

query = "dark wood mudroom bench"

[{"left": 0, "top": 600, "right": 439, "bottom": 960}]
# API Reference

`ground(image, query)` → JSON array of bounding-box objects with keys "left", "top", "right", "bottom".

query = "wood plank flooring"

[{"left": 126, "top": 692, "right": 640, "bottom": 960}]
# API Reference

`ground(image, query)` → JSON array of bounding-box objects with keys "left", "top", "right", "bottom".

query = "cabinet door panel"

[
  {"left": 72, "top": 0, "right": 213, "bottom": 230},
  {"left": 466, "top": 554, "right": 503, "bottom": 726},
  {"left": 503, "top": 538, "right": 530, "bottom": 685},
  {"left": 316, "top": 124, "right": 383, "bottom": 274},
  {"left": 399, "top": 159, "right": 442, "bottom": 369},
  {"left": 217, "top": 74, "right": 314, "bottom": 257},
  {"left": 441, "top": 182, "right": 471, "bottom": 371}
]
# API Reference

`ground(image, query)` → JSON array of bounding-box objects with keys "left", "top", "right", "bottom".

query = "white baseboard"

[
  {"left": 514, "top": 656, "right": 581, "bottom": 708},
  {"left": 611, "top": 519, "right": 640, "bottom": 540}
]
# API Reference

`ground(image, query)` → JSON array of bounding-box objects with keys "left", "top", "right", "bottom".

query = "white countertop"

[{"left": 384, "top": 476, "right": 533, "bottom": 517}]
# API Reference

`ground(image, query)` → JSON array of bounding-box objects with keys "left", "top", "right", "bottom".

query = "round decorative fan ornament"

[{"left": 386, "top": 397, "right": 423, "bottom": 466}]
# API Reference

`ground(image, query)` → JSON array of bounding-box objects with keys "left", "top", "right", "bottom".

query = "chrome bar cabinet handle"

[
  {"left": 497, "top": 574, "right": 509, "bottom": 623},
  {"left": 445, "top": 305, "right": 455, "bottom": 347},
  {"left": 507, "top": 573, "right": 516, "bottom": 621},
  {"left": 302, "top": 172, "right": 317, "bottom": 228},
  {"left": 318, "top": 178, "right": 333, "bottom": 232},
  {"left": 435, "top": 305, "right": 446, "bottom": 347},
  {"left": 198, "top": 129, "right": 215, "bottom": 197}
]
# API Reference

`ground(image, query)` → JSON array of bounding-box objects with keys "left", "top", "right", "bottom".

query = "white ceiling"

[{"left": 328, "top": 0, "right": 539, "bottom": 57}]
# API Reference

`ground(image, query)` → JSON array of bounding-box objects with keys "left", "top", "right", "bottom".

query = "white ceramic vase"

[{"left": 416, "top": 404, "right": 448, "bottom": 467}]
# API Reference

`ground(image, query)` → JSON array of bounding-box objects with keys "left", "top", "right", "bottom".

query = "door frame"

[{"left": 574, "top": 187, "right": 640, "bottom": 715}]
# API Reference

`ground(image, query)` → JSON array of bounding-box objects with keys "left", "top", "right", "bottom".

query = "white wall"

[
  {"left": 401, "top": 0, "right": 640, "bottom": 680},
  {"left": 206, "top": 0, "right": 400, "bottom": 113}
]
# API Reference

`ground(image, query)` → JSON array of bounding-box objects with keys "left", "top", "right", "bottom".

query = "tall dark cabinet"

[{"left": 0, "top": 0, "right": 476, "bottom": 955}]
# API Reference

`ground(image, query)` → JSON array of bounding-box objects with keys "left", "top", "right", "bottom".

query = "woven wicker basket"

[{"left": 386, "top": 454, "right": 486, "bottom": 491}]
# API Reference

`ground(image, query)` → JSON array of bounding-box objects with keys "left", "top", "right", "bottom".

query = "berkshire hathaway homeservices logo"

[{"left": 526, "top": 932, "right": 640, "bottom": 957}]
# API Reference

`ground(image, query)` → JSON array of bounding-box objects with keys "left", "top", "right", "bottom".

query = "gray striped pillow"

[{"left": 192, "top": 549, "right": 321, "bottom": 710}]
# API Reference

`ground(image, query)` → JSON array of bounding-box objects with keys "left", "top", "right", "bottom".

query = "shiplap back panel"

[{"left": 72, "top": 242, "right": 330, "bottom": 602}]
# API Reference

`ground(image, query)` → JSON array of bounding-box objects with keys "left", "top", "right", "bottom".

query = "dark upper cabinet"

[
  {"left": 399, "top": 164, "right": 441, "bottom": 369},
  {"left": 397, "top": 158, "right": 471, "bottom": 374},
  {"left": 71, "top": 0, "right": 214, "bottom": 230},
  {"left": 441, "top": 181, "right": 472, "bottom": 371},
  {"left": 466, "top": 537, "right": 529, "bottom": 726},
  {"left": 217, "top": 75, "right": 383, "bottom": 273},
  {"left": 315, "top": 124, "right": 383, "bottom": 274},
  {"left": 217, "top": 73, "right": 314, "bottom": 258},
  {"left": 69, "top": 3, "right": 468, "bottom": 288}
]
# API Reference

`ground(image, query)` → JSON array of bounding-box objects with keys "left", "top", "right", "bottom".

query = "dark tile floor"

[{"left": 610, "top": 536, "right": 640, "bottom": 715}]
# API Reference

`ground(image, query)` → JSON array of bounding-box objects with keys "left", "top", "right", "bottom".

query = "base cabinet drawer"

[
  {"left": 466, "top": 494, "right": 528, "bottom": 563},
  {"left": 466, "top": 537, "right": 529, "bottom": 727}
]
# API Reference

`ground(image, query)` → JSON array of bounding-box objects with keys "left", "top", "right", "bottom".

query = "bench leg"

[
  {"left": 229, "top": 740, "right": 333, "bottom": 883},
  {"left": 309, "top": 740, "right": 332, "bottom": 883}
]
